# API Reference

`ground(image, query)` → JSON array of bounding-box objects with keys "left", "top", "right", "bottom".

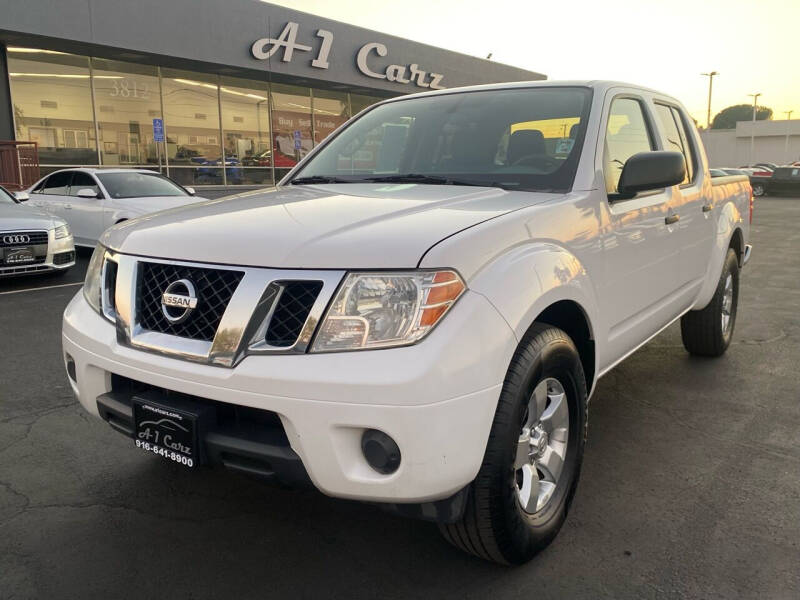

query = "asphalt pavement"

[{"left": 1, "top": 197, "right": 798, "bottom": 599}]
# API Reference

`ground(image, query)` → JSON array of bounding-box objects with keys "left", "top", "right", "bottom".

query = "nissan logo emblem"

[
  {"left": 161, "top": 279, "right": 199, "bottom": 324},
  {"left": 2, "top": 234, "right": 31, "bottom": 244}
]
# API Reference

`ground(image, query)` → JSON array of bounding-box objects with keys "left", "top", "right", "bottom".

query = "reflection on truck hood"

[{"left": 101, "top": 183, "right": 557, "bottom": 268}]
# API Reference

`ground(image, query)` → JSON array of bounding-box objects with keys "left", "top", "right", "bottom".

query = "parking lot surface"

[{"left": 1, "top": 197, "right": 798, "bottom": 599}]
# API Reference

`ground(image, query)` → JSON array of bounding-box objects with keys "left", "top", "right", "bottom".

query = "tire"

[
  {"left": 752, "top": 182, "right": 766, "bottom": 197},
  {"left": 439, "top": 324, "right": 588, "bottom": 565},
  {"left": 680, "top": 248, "right": 740, "bottom": 357}
]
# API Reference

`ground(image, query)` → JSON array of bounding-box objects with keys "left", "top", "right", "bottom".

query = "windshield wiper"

[
  {"left": 363, "top": 174, "right": 506, "bottom": 188},
  {"left": 290, "top": 175, "right": 354, "bottom": 185}
]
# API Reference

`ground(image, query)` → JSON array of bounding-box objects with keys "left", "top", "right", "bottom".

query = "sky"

[{"left": 267, "top": 0, "right": 799, "bottom": 127}]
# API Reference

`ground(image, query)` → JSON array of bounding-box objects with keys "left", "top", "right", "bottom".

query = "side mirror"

[
  {"left": 184, "top": 186, "right": 196, "bottom": 196},
  {"left": 616, "top": 151, "right": 686, "bottom": 197},
  {"left": 77, "top": 188, "right": 100, "bottom": 199},
  {"left": 14, "top": 191, "right": 29, "bottom": 202}
]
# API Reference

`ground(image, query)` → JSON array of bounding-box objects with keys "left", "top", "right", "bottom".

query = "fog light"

[
  {"left": 361, "top": 429, "right": 401, "bottom": 475},
  {"left": 65, "top": 354, "right": 76, "bottom": 382}
]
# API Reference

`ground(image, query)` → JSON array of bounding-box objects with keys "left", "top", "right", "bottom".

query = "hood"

[
  {"left": 117, "top": 195, "right": 207, "bottom": 215},
  {"left": 0, "top": 201, "right": 59, "bottom": 230},
  {"left": 101, "top": 184, "right": 555, "bottom": 268}
]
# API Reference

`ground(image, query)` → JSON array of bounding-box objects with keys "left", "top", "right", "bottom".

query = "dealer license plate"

[
  {"left": 133, "top": 398, "right": 198, "bottom": 468},
  {"left": 3, "top": 247, "right": 35, "bottom": 265}
]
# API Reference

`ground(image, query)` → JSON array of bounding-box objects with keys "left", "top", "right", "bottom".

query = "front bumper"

[{"left": 63, "top": 288, "right": 517, "bottom": 503}]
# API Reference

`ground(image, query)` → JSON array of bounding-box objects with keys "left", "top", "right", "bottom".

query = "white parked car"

[
  {"left": 63, "top": 81, "right": 752, "bottom": 564},
  {"left": 27, "top": 168, "right": 207, "bottom": 247},
  {"left": 0, "top": 185, "right": 75, "bottom": 277}
]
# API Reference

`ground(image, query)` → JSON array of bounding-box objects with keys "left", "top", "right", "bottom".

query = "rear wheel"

[
  {"left": 439, "top": 324, "right": 587, "bottom": 564},
  {"left": 752, "top": 182, "right": 766, "bottom": 197},
  {"left": 680, "top": 248, "right": 740, "bottom": 357}
]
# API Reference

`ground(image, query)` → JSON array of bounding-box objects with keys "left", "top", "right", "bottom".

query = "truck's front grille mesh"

[
  {"left": 137, "top": 262, "right": 244, "bottom": 342},
  {"left": 265, "top": 281, "right": 323, "bottom": 347}
]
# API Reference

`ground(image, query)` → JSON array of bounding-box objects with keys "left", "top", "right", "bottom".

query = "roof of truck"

[{"left": 392, "top": 80, "right": 677, "bottom": 103}]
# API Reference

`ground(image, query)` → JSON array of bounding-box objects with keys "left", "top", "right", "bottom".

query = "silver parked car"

[{"left": 0, "top": 185, "right": 75, "bottom": 277}]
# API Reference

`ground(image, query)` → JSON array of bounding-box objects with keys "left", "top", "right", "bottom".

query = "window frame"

[{"left": 602, "top": 93, "right": 662, "bottom": 202}]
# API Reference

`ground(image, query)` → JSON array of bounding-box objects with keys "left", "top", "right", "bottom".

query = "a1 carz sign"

[{"left": 251, "top": 22, "right": 446, "bottom": 90}]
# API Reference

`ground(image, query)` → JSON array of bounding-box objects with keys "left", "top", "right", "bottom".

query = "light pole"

[
  {"left": 701, "top": 71, "right": 718, "bottom": 129},
  {"left": 748, "top": 93, "right": 761, "bottom": 165},
  {"left": 785, "top": 110, "right": 794, "bottom": 163}
]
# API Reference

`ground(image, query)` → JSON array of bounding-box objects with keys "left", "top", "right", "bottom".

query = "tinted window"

[
  {"left": 604, "top": 98, "right": 654, "bottom": 194},
  {"left": 42, "top": 171, "right": 73, "bottom": 195},
  {"left": 293, "top": 87, "right": 593, "bottom": 193},
  {"left": 69, "top": 172, "right": 101, "bottom": 197},
  {"left": 97, "top": 172, "right": 188, "bottom": 199}
]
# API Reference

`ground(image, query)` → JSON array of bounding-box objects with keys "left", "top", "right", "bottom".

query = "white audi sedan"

[
  {"left": 1, "top": 185, "right": 75, "bottom": 277},
  {"left": 27, "top": 169, "right": 208, "bottom": 247}
]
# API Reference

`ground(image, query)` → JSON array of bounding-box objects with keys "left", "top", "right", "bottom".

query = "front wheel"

[
  {"left": 680, "top": 248, "right": 740, "bottom": 357},
  {"left": 439, "top": 324, "right": 587, "bottom": 564},
  {"left": 752, "top": 182, "right": 766, "bottom": 197}
]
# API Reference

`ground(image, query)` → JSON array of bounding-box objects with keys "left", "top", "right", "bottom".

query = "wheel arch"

[{"left": 468, "top": 242, "right": 600, "bottom": 395}]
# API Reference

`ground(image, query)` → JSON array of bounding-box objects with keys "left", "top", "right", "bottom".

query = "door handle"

[
  {"left": 665, "top": 214, "right": 680, "bottom": 225},
  {"left": 702, "top": 203, "right": 712, "bottom": 212}
]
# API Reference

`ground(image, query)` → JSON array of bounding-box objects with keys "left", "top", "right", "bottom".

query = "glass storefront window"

[
  {"left": 90, "top": 58, "right": 162, "bottom": 167},
  {"left": 312, "top": 89, "right": 350, "bottom": 146},
  {"left": 270, "top": 83, "right": 312, "bottom": 181},
  {"left": 350, "top": 93, "right": 387, "bottom": 118},
  {"left": 219, "top": 76, "right": 273, "bottom": 186},
  {"left": 160, "top": 68, "right": 222, "bottom": 186},
  {"left": 7, "top": 48, "right": 97, "bottom": 165}
]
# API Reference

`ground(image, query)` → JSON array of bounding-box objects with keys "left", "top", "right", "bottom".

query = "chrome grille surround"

[{"left": 103, "top": 250, "right": 344, "bottom": 368}]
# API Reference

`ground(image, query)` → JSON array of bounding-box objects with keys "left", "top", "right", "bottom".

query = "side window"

[
  {"left": 654, "top": 104, "right": 694, "bottom": 184},
  {"left": 604, "top": 98, "right": 654, "bottom": 194},
  {"left": 670, "top": 107, "right": 696, "bottom": 183},
  {"left": 31, "top": 178, "right": 47, "bottom": 194},
  {"left": 69, "top": 172, "right": 101, "bottom": 197},
  {"left": 41, "top": 171, "right": 73, "bottom": 196}
]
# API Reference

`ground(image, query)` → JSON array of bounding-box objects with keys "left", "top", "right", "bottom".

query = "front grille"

[
  {"left": 0, "top": 230, "right": 48, "bottom": 247},
  {"left": 0, "top": 264, "right": 49, "bottom": 276},
  {"left": 265, "top": 281, "right": 323, "bottom": 347},
  {"left": 137, "top": 262, "right": 244, "bottom": 342},
  {"left": 53, "top": 251, "right": 75, "bottom": 265}
]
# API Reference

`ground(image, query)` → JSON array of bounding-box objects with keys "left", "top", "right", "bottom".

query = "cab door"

[
  {"left": 597, "top": 93, "right": 684, "bottom": 367},
  {"left": 652, "top": 102, "right": 713, "bottom": 293},
  {"left": 65, "top": 172, "right": 105, "bottom": 246}
]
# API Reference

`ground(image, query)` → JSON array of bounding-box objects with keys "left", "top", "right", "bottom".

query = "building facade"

[
  {"left": 0, "top": 0, "right": 545, "bottom": 187},
  {"left": 700, "top": 119, "right": 800, "bottom": 168}
]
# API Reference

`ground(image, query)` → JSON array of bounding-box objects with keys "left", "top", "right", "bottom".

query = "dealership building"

[{"left": 0, "top": 0, "right": 545, "bottom": 188}]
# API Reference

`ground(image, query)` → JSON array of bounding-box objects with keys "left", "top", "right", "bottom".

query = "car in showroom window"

[
  {"left": 290, "top": 87, "right": 592, "bottom": 193},
  {"left": 26, "top": 169, "right": 207, "bottom": 247}
]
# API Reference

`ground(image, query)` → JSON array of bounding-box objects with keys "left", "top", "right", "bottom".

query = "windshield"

[
  {"left": 0, "top": 186, "right": 17, "bottom": 205},
  {"left": 291, "top": 87, "right": 592, "bottom": 192},
  {"left": 97, "top": 172, "right": 188, "bottom": 199}
]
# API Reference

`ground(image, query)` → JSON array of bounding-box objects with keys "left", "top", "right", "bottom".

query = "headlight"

[
  {"left": 83, "top": 245, "right": 105, "bottom": 314},
  {"left": 53, "top": 224, "right": 71, "bottom": 239},
  {"left": 311, "top": 270, "right": 465, "bottom": 352}
]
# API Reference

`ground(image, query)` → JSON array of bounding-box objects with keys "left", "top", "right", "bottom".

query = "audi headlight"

[
  {"left": 83, "top": 245, "right": 105, "bottom": 314},
  {"left": 53, "top": 224, "right": 71, "bottom": 239},
  {"left": 311, "top": 270, "right": 465, "bottom": 352}
]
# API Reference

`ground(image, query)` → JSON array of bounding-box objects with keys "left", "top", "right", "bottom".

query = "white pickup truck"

[{"left": 63, "top": 81, "right": 752, "bottom": 564}]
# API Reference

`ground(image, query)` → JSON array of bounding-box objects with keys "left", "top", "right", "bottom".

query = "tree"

[{"left": 711, "top": 104, "right": 773, "bottom": 129}]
